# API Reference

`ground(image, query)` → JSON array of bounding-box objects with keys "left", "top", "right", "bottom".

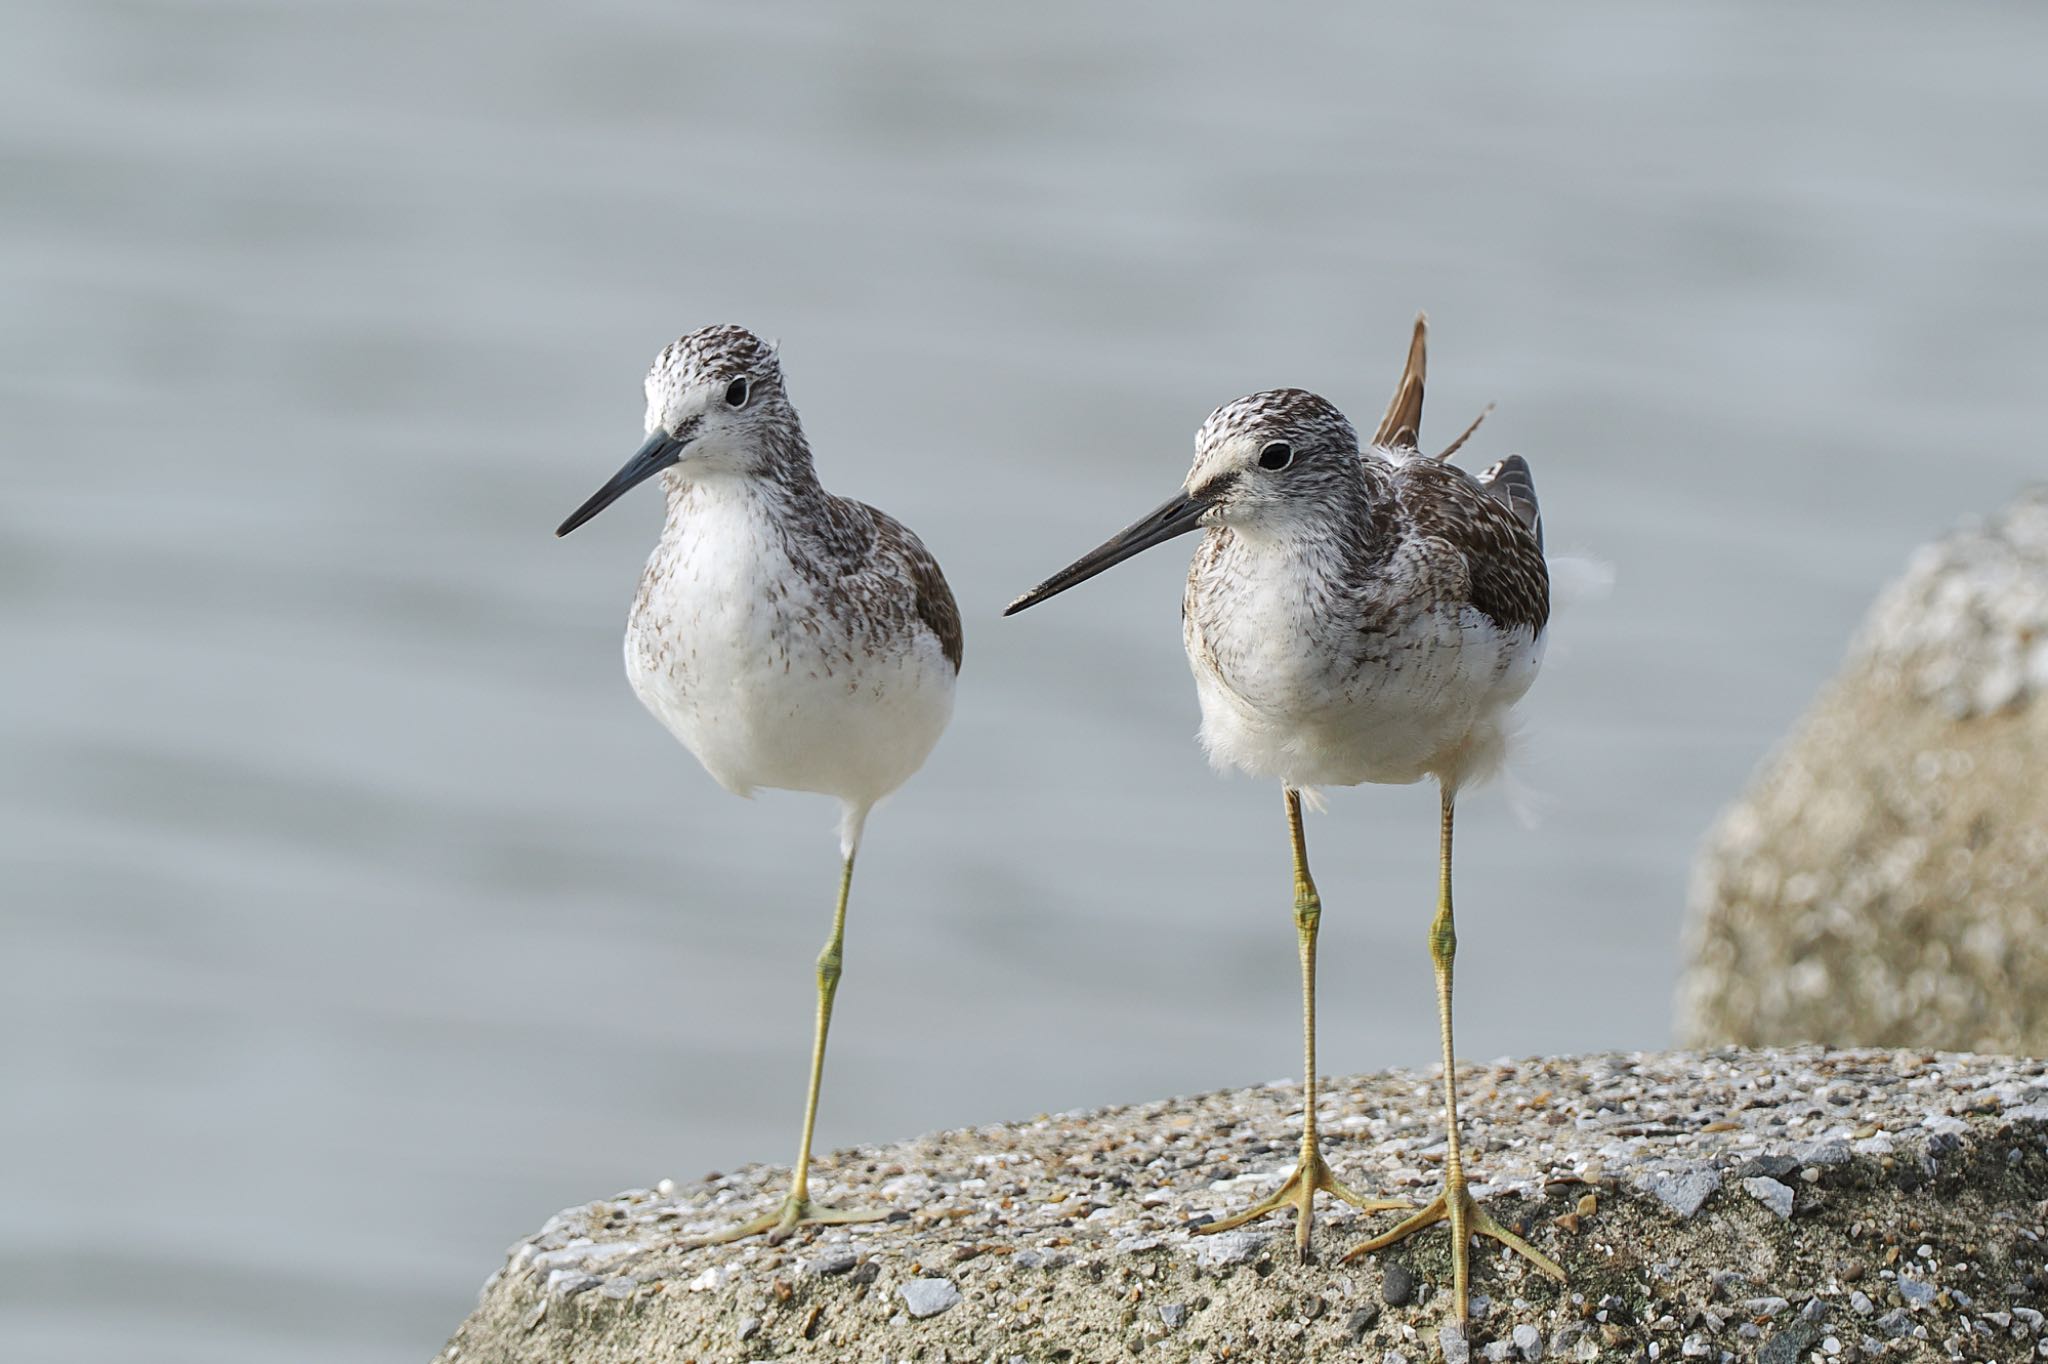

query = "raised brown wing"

[{"left": 1371, "top": 312, "right": 1428, "bottom": 452}]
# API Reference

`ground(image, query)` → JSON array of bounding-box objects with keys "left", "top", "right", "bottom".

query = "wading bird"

[
  {"left": 1004, "top": 317, "right": 1561, "bottom": 1320},
  {"left": 558, "top": 325, "right": 961, "bottom": 1244}
]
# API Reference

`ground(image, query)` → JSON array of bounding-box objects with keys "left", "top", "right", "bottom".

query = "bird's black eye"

[
  {"left": 724, "top": 377, "right": 751, "bottom": 409},
  {"left": 1258, "top": 440, "right": 1294, "bottom": 471}
]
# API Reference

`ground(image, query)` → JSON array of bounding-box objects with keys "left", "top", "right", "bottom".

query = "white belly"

[
  {"left": 623, "top": 497, "right": 955, "bottom": 807},
  {"left": 1189, "top": 606, "right": 1544, "bottom": 790}
]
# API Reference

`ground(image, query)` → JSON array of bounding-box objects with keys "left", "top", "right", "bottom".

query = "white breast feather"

[{"left": 625, "top": 484, "right": 955, "bottom": 808}]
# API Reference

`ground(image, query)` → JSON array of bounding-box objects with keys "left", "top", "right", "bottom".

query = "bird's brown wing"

[
  {"left": 869, "top": 509, "right": 962, "bottom": 672},
  {"left": 1394, "top": 459, "right": 1549, "bottom": 635},
  {"left": 1476, "top": 454, "right": 1543, "bottom": 554}
]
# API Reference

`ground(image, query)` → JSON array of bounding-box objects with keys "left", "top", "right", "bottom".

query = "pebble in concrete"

[
  {"left": 545, "top": 1270, "right": 599, "bottom": 1299},
  {"left": 801, "top": 1247, "right": 858, "bottom": 1277},
  {"left": 1633, "top": 1163, "right": 1722, "bottom": 1219},
  {"left": 1741, "top": 1175, "right": 1795, "bottom": 1219},
  {"left": 897, "top": 1277, "right": 962, "bottom": 1319},
  {"left": 1186, "top": 1230, "right": 1268, "bottom": 1270},
  {"left": 1796, "top": 1138, "right": 1851, "bottom": 1168}
]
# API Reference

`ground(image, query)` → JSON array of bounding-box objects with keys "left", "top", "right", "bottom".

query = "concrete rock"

[
  {"left": 1682, "top": 489, "right": 2048, "bottom": 1052},
  {"left": 435, "top": 1048, "right": 2048, "bottom": 1364}
]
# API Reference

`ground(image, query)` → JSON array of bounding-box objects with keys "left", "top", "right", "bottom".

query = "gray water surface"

[{"left": 6, "top": 2, "right": 2047, "bottom": 1360}]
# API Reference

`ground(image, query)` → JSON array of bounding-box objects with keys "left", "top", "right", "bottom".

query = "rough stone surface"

[
  {"left": 1682, "top": 489, "right": 2048, "bottom": 1052},
  {"left": 1740, "top": 1174, "right": 1796, "bottom": 1220},
  {"left": 895, "top": 1276, "right": 961, "bottom": 1319},
  {"left": 1628, "top": 1162, "right": 1721, "bottom": 1219},
  {"left": 436, "top": 1049, "right": 2048, "bottom": 1363}
]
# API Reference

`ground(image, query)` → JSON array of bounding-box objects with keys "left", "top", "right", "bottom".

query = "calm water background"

[{"left": 5, "top": 2, "right": 2046, "bottom": 1360}]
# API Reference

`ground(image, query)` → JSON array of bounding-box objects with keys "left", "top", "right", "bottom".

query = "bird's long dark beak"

[
  {"left": 1004, "top": 484, "right": 1217, "bottom": 616},
  {"left": 555, "top": 429, "right": 686, "bottom": 537}
]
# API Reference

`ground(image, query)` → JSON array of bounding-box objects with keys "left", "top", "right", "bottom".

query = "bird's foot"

[
  {"left": 680, "top": 1192, "right": 887, "bottom": 1250},
  {"left": 1340, "top": 1174, "right": 1565, "bottom": 1323},
  {"left": 1192, "top": 1146, "right": 1408, "bottom": 1261}
]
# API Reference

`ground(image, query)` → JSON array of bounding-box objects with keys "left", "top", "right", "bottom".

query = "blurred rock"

[{"left": 1681, "top": 488, "right": 2048, "bottom": 1051}]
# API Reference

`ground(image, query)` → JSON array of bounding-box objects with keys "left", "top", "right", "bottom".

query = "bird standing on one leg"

[
  {"left": 557, "top": 325, "right": 962, "bottom": 1245},
  {"left": 1004, "top": 316, "right": 1564, "bottom": 1316}
]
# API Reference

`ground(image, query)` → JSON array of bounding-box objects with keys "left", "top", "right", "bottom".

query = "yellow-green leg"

[
  {"left": 684, "top": 849, "right": 885, "bottom": 1247},
  {"left": 1195, "top": 787, "right": 1408, "bottom": 1261},
  {"left": 1342, "top": 786, "right": 1565, "bottom": 1320}
]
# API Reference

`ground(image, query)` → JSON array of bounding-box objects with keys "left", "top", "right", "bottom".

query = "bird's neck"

[
  {"left": 653, "top": 426, "right": 877, "bottom": 587},
  {"left": 660, "top": 420, "right": 829, "bottom": 516},
  {"left": 1226, "top": 472, "right": 1383, "bottom": 558},
  {"left": 1204, "top": 475, "right": 1399, "bottom": 613}
]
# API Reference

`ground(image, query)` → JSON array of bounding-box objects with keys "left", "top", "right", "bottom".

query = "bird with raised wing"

[{"left": 1004, "top": 317, "right": 1562, "bottom": 1319}]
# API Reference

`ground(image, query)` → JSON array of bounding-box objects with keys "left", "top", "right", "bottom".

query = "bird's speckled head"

[
  {"left": 1002, "top": 388, "right": 1366, "bottom": 615},
  {"left": 1185, "top": 388, "right": 1362, "bottom": 534},
  {"left": 555, "top": 325, "right": 807, "bottom": 537},
  {"left": 642, "top": 325, "right": 795, "bottom": 474}
]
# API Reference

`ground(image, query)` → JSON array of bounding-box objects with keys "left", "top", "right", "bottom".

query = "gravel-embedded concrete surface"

[{"left": 438, "top": 1049, "right": 2048, "bottom": 1363}]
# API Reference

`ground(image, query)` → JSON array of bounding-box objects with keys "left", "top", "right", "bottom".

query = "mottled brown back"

[
  {"left": 870, "top": 509, "right": 962, "bottom": 672},
  {"left": 1393, "top": 458, "right": 1549, "bottom": 635}
]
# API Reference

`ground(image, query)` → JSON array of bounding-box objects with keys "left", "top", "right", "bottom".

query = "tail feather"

[
  {"left": 1372, "top": 312, "right": 1428, "bottom": 452},
  {"left": 1435, "top": 403, "right": 1494, "bottom": 462}
]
